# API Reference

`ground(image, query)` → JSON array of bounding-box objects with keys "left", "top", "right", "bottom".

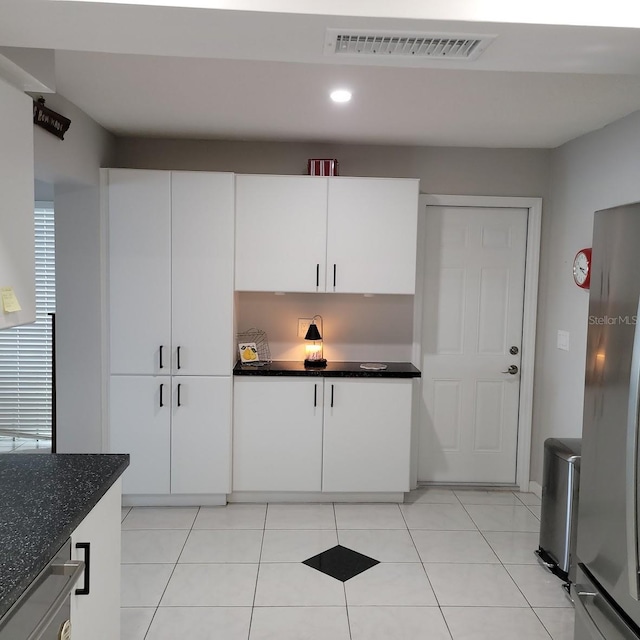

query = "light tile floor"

[{"left": 120, "top": 488, "right": 574, "bottom": 640}]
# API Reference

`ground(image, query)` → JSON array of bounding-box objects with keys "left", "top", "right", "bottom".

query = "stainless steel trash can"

[{"left": 535, "top": 437, "right": 581, "bottom": 584}]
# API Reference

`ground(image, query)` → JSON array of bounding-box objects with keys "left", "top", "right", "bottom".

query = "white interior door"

[{"left": 418, "top": 205, "right": 528, "bottom": 484}]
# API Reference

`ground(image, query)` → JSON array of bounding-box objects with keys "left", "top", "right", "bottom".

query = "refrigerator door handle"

[
  {"left": 573, "top": 566, "right": 640, "bottom": 640},
  {"left": 573, "top": 586, "right": 608, "bottom": 640},
  {"left": 626, "top": 297, "right": 640, "bottom": 600}
]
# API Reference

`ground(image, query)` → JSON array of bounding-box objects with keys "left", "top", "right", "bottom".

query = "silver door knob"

[{"left": 502, "top": 365, "right": 518, "bottom": 375}]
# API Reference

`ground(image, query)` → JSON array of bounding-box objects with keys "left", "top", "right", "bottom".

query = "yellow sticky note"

[{"left": 1, "top": 287, "right": 22, "bottom": 313}]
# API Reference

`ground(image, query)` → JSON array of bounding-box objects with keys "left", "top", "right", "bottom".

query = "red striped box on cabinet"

[{"left": 308, "top": 159, "right": 339, "bottom": 176}]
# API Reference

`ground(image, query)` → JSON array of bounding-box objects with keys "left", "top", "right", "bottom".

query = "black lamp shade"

[{"left": 304, "top": 323, "right": 323, "bottom": 341}]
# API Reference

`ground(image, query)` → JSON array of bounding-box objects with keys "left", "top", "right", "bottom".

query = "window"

[{"left": 0, "top": 203, "right": 55, "bottom": 443}]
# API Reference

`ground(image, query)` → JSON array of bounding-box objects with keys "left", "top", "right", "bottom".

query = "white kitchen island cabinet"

[
  {"left": 234, "top": 175, "right": 419, "bottom": 295},
  {"left": 232, "top": 371, "right": 415, "bottom": 494},
  {"left": 71, "top": 479, "right": 122, "bottom": 640},
  {"left": 233, "top": 377, "right": 323, "bottom": 492},
  {"left": 106, "top": 169, "right": 234, "bottom": 500}
]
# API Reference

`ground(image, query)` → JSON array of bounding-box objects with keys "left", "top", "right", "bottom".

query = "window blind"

[{"left": 0, "top": 204, "right": 55, "bottom": 440}]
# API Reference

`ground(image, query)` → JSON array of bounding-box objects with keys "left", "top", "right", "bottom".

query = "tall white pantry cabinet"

[{"left": 106, "top": 169, "right": 234, "bottom": 497}]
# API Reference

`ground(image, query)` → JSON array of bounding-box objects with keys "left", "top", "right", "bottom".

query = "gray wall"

[
  {"left": 530, "top": 109, "right": 640, "bottom": 484},
  {"left": 34, "top": 94, "right": 115, "bottom": 452},
  {"left": 115, "top": 138, "right": 551, "bottom": 373},
  {"left": 115, "top": 138, "right": 550, "bottom": 196},
  {"left": 33, "top": 95, "right": 640, "bottom": 484}
]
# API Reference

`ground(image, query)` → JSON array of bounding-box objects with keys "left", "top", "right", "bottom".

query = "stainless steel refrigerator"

[{"left": 574, "top": 203, "right": 640, "bottom": 639}]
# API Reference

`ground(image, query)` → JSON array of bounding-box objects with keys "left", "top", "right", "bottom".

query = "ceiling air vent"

[{"left": 324, "top": 29, "right": 495, "bottom": 61}]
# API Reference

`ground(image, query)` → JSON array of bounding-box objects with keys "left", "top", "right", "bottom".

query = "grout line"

[
  {"left": 343, "top": 582, "right": 353, "bottom": 640},
  {"left": 139, "top": 505, "right": 201, "bottom": 638},
  {"left": 531, "top": 608, "right": 555, "bottom": 639},
  {"left": 400, "top": 502, "right": 456, "bottom": 639},
  {"left": 247, "top": 504, "right": 269, "bottom": 638}
]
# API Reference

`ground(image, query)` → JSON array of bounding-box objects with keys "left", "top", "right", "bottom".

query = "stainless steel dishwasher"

[{"left": 0, "top": 539, "right": 85, "bottom": 640}]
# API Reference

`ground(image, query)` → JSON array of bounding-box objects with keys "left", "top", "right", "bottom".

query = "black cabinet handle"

[
  {"left": 333, "top": 264, "right": 337, "bottom": 288},
  {"left": 159, "top": 345, "right": 164, "bottom": 369},
  {"left": 160, "top": 383, "right": 164, "bottom": 407},
  {"left": 75, "top": 542, "right": 91, "bottom": 596},
  {"left": 314, "top": 383, "right": 317, "bottom": 407},
  {"left": 331, "top": 384, "right": 334, "bottom": 408},
  {"left": 177, "top": 383, "right": 182, "bottom": 407},
  {"left": 177, "top": 346, "right": 181, "bottom": 370},
  {"left": 316, "top": 264, "right": 320, "bottom": 288}
]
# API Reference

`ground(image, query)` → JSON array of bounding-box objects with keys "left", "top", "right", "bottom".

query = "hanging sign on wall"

[{"left": 33, "top": 98, "right": 71, "bottom": 140}]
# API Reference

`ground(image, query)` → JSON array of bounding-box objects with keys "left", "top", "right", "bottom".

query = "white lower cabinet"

[
  {"left": 232, "top": 377, "right": 412, "bottom": 493},
  {"left": 322, "top": 379, "right": 412, "bottom": 492},
  {"left": 110, "top": 376, "right": 171, "bottom": 495},
  {"left": 71, "top": 479, "right": 121, "bottom": 640},
  {"left": 110, "top": 375, "right": 231, "bottom": 495},
  {"left": 171, "top": 376, "right": 232, "bottom": 494},
  {"left": 233, "top": 378, "right": 323, "bottom": 491}
]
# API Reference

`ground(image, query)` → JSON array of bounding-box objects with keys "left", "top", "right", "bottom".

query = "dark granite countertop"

[
  {"left": 234, "top": 360, "right": 421, "bottom": 378},
  {"left": 0, "top": 454, "right": 129, "bottom": 620}
]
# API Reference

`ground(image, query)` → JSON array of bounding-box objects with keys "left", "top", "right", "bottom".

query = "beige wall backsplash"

[{"left": 235, "top": 292, "right": 414, "bottom": 363}]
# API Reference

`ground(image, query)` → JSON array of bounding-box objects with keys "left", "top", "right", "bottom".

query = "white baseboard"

[
  {"left": 122, "top": 494, "right": 227, "bottom": 507},
  {"left": 122, "top": 492, "right": 407, "bottom": 506},
  {"left": 228, "top": 491, "right": 405, "bottom": 504},
  {"left": 528, "top": 480, "right": 542, "bottom": 499}
]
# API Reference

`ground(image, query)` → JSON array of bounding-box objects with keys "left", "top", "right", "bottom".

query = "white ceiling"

[{"left": 2, "top": 0, "right": 640, "bottom": 148}]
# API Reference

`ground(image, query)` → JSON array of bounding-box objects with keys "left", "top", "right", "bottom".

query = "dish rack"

[{"left": 236, "top": 328, "right": 272, "bottom": 365}]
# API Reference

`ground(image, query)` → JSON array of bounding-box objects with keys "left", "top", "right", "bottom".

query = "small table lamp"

[{"left": 304, "top": 315, "right": 327, "bottom": 367}]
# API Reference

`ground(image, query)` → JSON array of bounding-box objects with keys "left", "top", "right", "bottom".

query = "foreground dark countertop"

[
  {"left": 234, "top": 360, "right": 421, "bottom": 378},
  {"left": 0, "top": 454, "right": 129, "bottom": 620}
]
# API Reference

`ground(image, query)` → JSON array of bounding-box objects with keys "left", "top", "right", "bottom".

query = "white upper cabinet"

[
  {"left": 171, "top": 171, "right": 235, "bottom": 375},
  {"left": 234, "top": 174, "right": 419, "bottom": 294},
  {"left": 0, "top": 77, "right": 35, "bottom": 330},
  {"left": 235, "top": 175, "right": 328, "bottom": 292},
  {"left": 108, "top": 169, "right": 234, "bottom": 376},
  {"left": 108, "top": 170, "right": 172, "bottom": 375},
  {"left": 327, "top": 177, "right": 419, "bottom": 295}
]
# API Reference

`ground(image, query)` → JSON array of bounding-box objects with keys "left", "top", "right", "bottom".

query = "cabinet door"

[
  {"left": 0, "top": 77, "right": 35, "bottom": 330},
  {"left": 108, "top": 170, "right": 172, "bottom": 374},
  {"left": 71, "top": 479, "right": 122, "bottom": 640},
  {"left": 326, "top": 177, "right": 419, "bottom": 294},
  {"left": 172, "top": 172, "right": 234, "bottom": 375},
  {"left": 171, "top": 376, "right": 231, "bottom": 494},
  {"left": 109, "top": 375, "right": 171, "bottom": 494},
  {"left": 233, "top": 377, "right": 323, "bottom": 491},
  {"left": 323, "top": 379, "right": 412, "bottom": 492},
  {"left": 235, "top": 175, "right": 328, "bottom": 292}
]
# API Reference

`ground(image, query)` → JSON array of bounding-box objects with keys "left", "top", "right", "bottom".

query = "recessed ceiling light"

[{"left": 330, "top": 89, "right": 352, "bottom": 103}]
